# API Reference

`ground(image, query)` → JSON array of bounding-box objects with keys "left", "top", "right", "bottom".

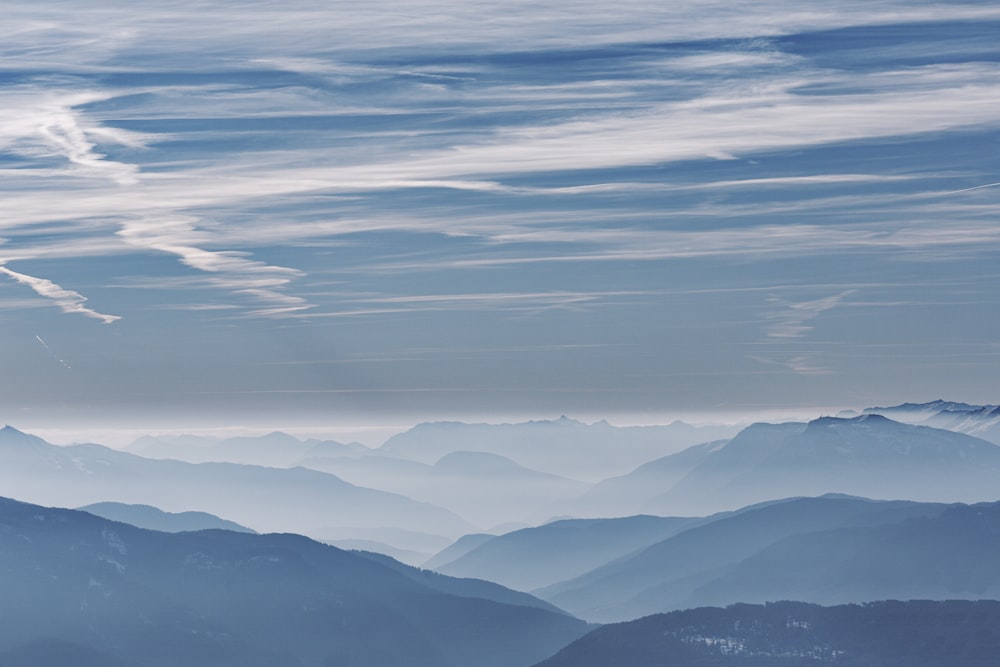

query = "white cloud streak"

[
  {"left": 0, "top": 266, "right": 120, "bottom": 323},
  {"left": 287, "top": 290, "right": 646, "bottom": 319},
  {"left": 0, "top": 89, "right": 144, "bottom": 185},
  {"left": 0, "top": 89, "right": 312, "bottom": 316},
  {"left": 115, "top": 215, "right": 311, "bottom": 315}
]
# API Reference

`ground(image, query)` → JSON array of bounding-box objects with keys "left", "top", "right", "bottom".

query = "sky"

[{"left": 1, "top": 1, "right": 999, "bottom": 439}]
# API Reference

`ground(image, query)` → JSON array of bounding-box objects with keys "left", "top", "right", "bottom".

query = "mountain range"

[
  {"left": 0, "top": 495, "right": 587, "bottom": 667},
  {"left": 78, "top": 502, "right": 255, "bottom": 534},
  {"left": 551, "top": 439, "right": 729, "bottom": 517},
  {"left": 127, "top": 431, "right": 369, "bottom": 467},
  {"left": 9, "top": 408, "right": 1000, "bottom": 562},
  {"left": 108, "top": 405, "right": 1000, "bottom": 529},
  {"left": 537, "top": 495, "right": 1000, "bottom": 622},
  {"left": 304, "top": 450, "right": 588, "bottom": 529},
  {"left": 430, "top": 514, "right": 704, "bottom": 592},
  {"left": 0, "top": 426, "right": 471, "bottom": 540},
  {"left": 535, "top": 600, "right": 1000, "bottom": 667},
  {"left": 864, "top": 399, "right": 1000, "bottom": 444},
  {"left": 3, "top": 400, "right": 1000, "bottom": 663},
  {"left": 587, "top": 414, "right": 1000, "bottom": 517},
  {"left": 376, "top": 417, "right": 740, "bottom": 481}
]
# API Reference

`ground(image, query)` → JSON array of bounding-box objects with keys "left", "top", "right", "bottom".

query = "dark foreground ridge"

[
  {"left": 0, "top": 496, "right": 587, "bottom": 667},
  {"left": 535, "top": 599, "right": 1000, "bottom": 666}
]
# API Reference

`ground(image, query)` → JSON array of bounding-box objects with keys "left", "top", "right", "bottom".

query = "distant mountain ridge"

[
  {"left": 129, "top": 420, "right": 711, "bottom": 530},
  {"left": 127, "top": 431, "right": 369, "bottom": 467},
  {"left": 535, "top": 410, "right": 1000, "bottom": 522},
  {"left": 303, "top": 449, "right": 588, "bottom": 529},
  {"left": 78, "top": 502, "right": 255, "bottom": 534},
  {"left": 0, "top": 425, "right": 471, "bottom": 540},
  {"left": 377, "top": 417, "right": 740, "bottom": 481},
  {"left": 863, "top": 399, "right": 1000, "bottom": 444},
  {"left": 639, "top": 414, "right": 1000, "bottom": 516},
  {"left": 553, "top": 439, "right": 729, "bottom": 517},
  {"left": 8, "top": 404, "right": 1000, "bottom": 564},
  {"left": 864, "top": 399, "right": 985, "bottom": 417}
]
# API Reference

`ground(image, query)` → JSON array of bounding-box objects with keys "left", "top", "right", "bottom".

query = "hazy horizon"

[
  {"left": 5, "top": 397, "right": 982, "bottom": 452},
  {"left": 4, "top": 402, "right": 909, "bottom": 449}
]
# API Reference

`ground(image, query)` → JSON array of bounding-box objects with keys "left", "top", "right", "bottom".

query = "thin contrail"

[
  {"left": 945, "top": 181, "right": 1000, "bottom": 195},
  {"left": 35, "top": 335, "right": 71, "bottom": 369}
]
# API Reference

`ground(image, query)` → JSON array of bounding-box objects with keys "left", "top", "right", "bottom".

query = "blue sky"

[{"left": 2, "top": 1, "right": 999, "bottom": 436}]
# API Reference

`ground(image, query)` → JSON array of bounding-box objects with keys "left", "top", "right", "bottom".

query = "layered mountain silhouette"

[
  {"left": 553, "top": 439, "right": 729, "bottom": 517},
  {"left": 536, "top": 414, "right": 1000, "bottom": 522},
  {"left": 537, "top": 495, "right": 1000, "bottom": 622},
  {"left": 924, "top": 404, "right": 1000, "bottom": 444},
  {"left": 535, "top": 600, "right": 1000, "bottom": 667},
  {"left": 377, "top": 417, "right": 739, "bottom": 481},
  {"left": 2, "top": 401, "right": 999, "bottom": 664},
  {"left": 305, "top": 450, "right": 587, "bottom": 528},
  {"left": 310, "top": 525, "right": 454, "bottom": 567},
  {"left": 0, "top": 426, "right": 470, "bottom": 539},
  {"left": 0, "top": 496, "right": 587, "bottom": 667},
  {"left": 422, "top": 533, "right": 496, "bottom": 570},
  {"left": 430, "top": 515, "right": 703, "bottom": 592},
  {"left": 128, "top": 431, "right": 368, "bottom": 467},
  {"left": 863, "top": 399, "right": 985, "bottom": 421},
  {"left": 636, "top": 414, "right": 1000, "bottom": 516},
  {"left": 862, "top": 400, "right": 1000, "bottom": 444},
  {"left": 349, "top": 549, "right": 570, "bottom": 617},
  {"left": 78, "top": 502, "right": 255, "bottom": 533}
]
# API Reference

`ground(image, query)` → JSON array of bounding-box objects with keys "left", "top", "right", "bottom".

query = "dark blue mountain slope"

[
  {"left": 0, "top": 496, "right": 587, "bottom": 667},
  {"left": 535, "top": 599, "right": 1000, "bottom": 667},
  {"left": 540, "top": 495, "right": 952, "bottom": 622}
]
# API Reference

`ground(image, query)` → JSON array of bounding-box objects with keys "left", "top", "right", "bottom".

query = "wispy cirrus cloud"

[
  {"left": 751, "top": 353, "right": 836, "bottom": 376},
  {"left": 2, "top": 60, "right": 997, "bottom": 297},
  {"left": 0, "top": 266, "right": 119, "bottom": 323},
  {"left": 115, "top": 215, "right": 313, "bottom": 316},
  {"left": 0, "top": 88, "right": 312, "bottom": 316},
  {"left": 2, "top": 56, "right": 997, "bottom": 206},
  {"left": 0, "top": 0, "right": 998, "bottom": 418},
  {"left": 764, "top": 291, "right": 855, "bottom": 340},
  {"left": 7, "top": 1, "right": 1000, "bottom": 70},
  {"left": 748, "top": 291, "right": 856, "bottom": 376},
  {"left": 280, "top": 290, "right": 648, "bottom": 319},
  {"left": 0, "top": 89, "right": 145, "bottom": 185}
]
